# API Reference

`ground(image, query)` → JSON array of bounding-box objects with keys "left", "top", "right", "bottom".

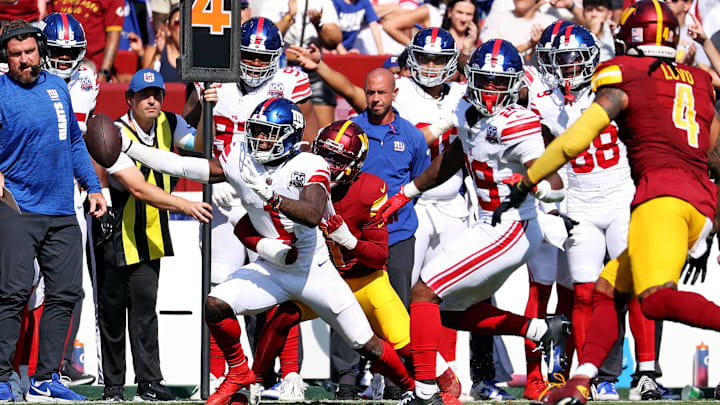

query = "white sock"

[
  {"left": 572, "top": 363, "right": 599, "bottom": 379},
  {"left": 525, "top": 318, "right": 548, "bottom": 341},
  {"left": 415, "top": 380, "right": 439, "bottom": 400},
  {"left": 435, "top": 354, "right": 449, "bottom": 377},
  {"left": 638, "top": 361, "right": 655, "bottom": 372}
]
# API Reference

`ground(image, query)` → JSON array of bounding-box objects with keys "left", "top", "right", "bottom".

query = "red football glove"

[
  {"left": 326, "top": 214, "right": 345, "bottom": 234},
  {"left": 326, "top": 214, "right": 358, "bottom": 250},
  {"left": 378, "top": 186, "right": 414, "bottom": 223}
]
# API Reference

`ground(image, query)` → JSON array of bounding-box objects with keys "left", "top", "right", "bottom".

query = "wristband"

[
  {"left": 101, "top": 187, "right": 113, "bottom": 207},
  {"left": 428, "top": 116, "right": 454, "bottom": 139},
  {"left": 402, "top": 181, "right": 421, "bottom": 199},
  {"left": 100, "top": 69, "right": 112, "bottom": 81},
  {"left": 567, "top": 2, "right": 576, "bottom": 11},
  {"left": 269, "top": 193, "right": 283, "bottom": 210}
]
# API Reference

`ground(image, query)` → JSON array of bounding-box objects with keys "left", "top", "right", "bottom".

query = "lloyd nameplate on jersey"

[{"left": 178, "top": 0, "right": 243, "bottom": 82}]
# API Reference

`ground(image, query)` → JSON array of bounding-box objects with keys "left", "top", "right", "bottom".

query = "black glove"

[
  {"left": 95, "top": 209, "right": 116, "bottom": 247},
  {"left": 492, "top": 174, "right": 532, "bottom": 226},
  {"left": 551, "top": 212, "right": 579, "bottom": 238},
  {"left": 681, "top": 234, "right": 715, "bottom": 285}
]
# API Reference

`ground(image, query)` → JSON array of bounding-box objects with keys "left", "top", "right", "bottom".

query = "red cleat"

[
  {"left": 524, "top": 374, "right": 548, "bottom": 401},
  {"left": 206, "top": 365, "right": 256, "bottom": 405},
  {"left": 440, "top": 392, "right": 464, "bottom": 405},
  {"left": 437, "top": 367, "right": 461, "bottom": 398},
  {"left": 539, "top": 375, "right": 591, "bottom": 405}
]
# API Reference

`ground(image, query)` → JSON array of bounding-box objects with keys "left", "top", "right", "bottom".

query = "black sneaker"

[
  {"left": 335, "top": 383, "right": 358, "bottom": 400},
  {"left": 134, "top": 381, "right": 177, "bottom": 401},
  {"left": 397, "top": 391, "right": 445, "bottom": 405},
  {"left": 102, "top": 385, "right": 125, "bottom": 401},
  {"left": 60, "top": 360, "right": 96, "bottom": 385},
  {"left": 384, "top": 384, "right": 405, "bottom": 400}
]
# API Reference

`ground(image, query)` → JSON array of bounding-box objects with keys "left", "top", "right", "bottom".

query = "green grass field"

[{"left": 66, "top": 384, "right": 718, "bottom": 404}]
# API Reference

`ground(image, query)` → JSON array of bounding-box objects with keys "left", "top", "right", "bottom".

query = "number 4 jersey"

[
  {"left": 529, "top": 82, "right": 633, "bottom": 215},
  {"left": 591, "top": 56, "right": 717, "bottom": 220}
]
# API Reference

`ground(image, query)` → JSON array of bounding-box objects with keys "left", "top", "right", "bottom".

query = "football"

[{"left": 85, "top": 113, "right": 121, "bottom": 168}]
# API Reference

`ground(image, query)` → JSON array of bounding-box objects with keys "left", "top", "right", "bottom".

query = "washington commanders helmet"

[
  {"left": 407, "top": 27, "right": 459, "bottom": 87},
  {"left": 465, "top": 39, "right": 524, "bottom": 116},
  {"left": 536, "top": 20, "right": 573, "bottom": 85},
  {"left": 240, "top": 17, "right": 283, "bottom": 87},
  {"left": 312, "top": 120, "right": 369, "bottom": 187},
  {"left": 550, "top": 24, "right": 599, "bottom": 90},
  {"left": 615, "top": 0, "right": 679, "bottom": 59},
  {"left": 246, "top": 98, "right": 305, "bottom": 163},
  {"left": 39, "top": 12, "right": 87, "bottom": 79}
]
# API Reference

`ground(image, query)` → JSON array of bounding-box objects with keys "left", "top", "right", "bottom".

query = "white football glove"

[
  {"left": 240, "top": 171, "right": 277, "bottom": 202},
  {"left": 211, "top": 182, "right": 236, "bottom": 207},
  {"left": 326, "top": 215, "right": 358, "bottom": 250},
  {"left": 117, "top": 123, "right": 132, "bottom": 153}
]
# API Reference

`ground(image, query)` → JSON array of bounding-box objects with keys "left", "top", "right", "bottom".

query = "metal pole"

[
  {"left": 200, "top": 81, "right": 213, "bottom": 400},
  {"left": 299, "top": 0, "right": 310, "bottom": 47}
]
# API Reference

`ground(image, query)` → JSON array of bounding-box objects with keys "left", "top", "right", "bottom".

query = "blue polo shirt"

[{"left": 354, "top": 108, "right": 430, "bottom": 246}]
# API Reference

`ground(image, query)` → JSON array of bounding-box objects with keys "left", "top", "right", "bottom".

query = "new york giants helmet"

[
  {"left": 407, "top": 27, "right": 459, "bottom": 87},
  {"left": 550, "top": 24, "right": 600, "bottom": 90},
  {"left": 240, "top": 17, "right": 284, "bottom": 87},
  {"left": 39, "top": 12, "right": 87, "bottom": 79},
  {"left": 615, "top": 0, "right": 679, "bottom": 59},
  {"left": 536, "top": 20, "right": 573, "bottom": 86},
  {"left": 465, "top": 39, "right": 524, "bottom": 116},
  {"left": 312, "top": 120, "right": 369, "bottom": 187},
  {"left": 246, "top": 98, "right": 305, "bottom": 163}
]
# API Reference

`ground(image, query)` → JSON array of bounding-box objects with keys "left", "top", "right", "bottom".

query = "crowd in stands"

[{"left": 0, "top": 0, "right": 719, "bottom": 403}]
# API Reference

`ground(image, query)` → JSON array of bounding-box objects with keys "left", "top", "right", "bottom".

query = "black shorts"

[{"left": 307, "top": 70, "right": 337, "bottom": 107}]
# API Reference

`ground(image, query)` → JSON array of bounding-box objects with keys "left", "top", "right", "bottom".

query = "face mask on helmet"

[
  {"left": 240, "top": 17, "right": 283, "bottom": 87},
  {"left": 407, "top": 28, "right": 459, "bottom": 87},
  {"left": 535, "top": 20, "right": 573, "bottom": 87},
  {"left": 550, "top": 25, "right": 599, "bottom": 90},
  {"left": 465, "top": 39, "right": 523, "bottom": 116},
  {"left": 312, "top": 121, "right": 368, "bottom": 187},
  {"left": 245, "top": 98, "right": 304, "bottom": 164},
  {"left": 40, "top": 13, "right": 87, "bottom": 79}
]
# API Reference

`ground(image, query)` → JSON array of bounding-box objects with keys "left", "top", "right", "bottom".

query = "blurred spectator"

[
  {"left": 241, "top": 0, "right": 252, "bottom": 24},
  {"left": 150, "top": 0, "right": 177, "bottom": 37},
  {"left": 0, "top": 0, "right": 45, "bottom": 25},
  {"left": 442, "top": 0, "right": 479, "bottom": 61},
  {"left": 688, "top": 18, "right": 720, "bottom": 90},
  {"left": 382, "top": 0, "right": 446, "bottom": 46},
  {"left": 120, "top": 0, "right": 154, "bottom": 54},
  {"left": 666, "top": 0, "right": 710, "bottom": 69},
  {"left": 131, "top": 6, "right": 180, "bottom": 82},
  {"left": 49, "top": 0, "right": 124, "bottom": 82},
  {"left": 480, "top": 0, "right": 580, "bottom": 62},
  {"left": 257, "top": 0, "right": 342, "bottom": 127},
  {"left": 332, "top": 0, "right": 384, "bottom": 54},
  {"left": 582, "top": 0, "right": 615, "bottom": 61}
]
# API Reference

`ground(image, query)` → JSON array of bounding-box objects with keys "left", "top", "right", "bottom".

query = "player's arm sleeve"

[
  {"left": 526, "top": 103, "right": 610, "bottom": 184},
  {"left": 125, "top": 140, "right": 211, "bottom": 182},
  {"left": 172, "top": 115, "right": 198, "bottom": 152},
  {"left": 104, "top": 0, "right": 124, "bottom": 31},
  {"left": 68, "top": 98, "right": 102, "bottom": 193}
]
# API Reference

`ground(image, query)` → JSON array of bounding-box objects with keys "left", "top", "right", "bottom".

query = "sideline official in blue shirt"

[{"left": 353, "top": 68, "right": 430, "bottom": 306}]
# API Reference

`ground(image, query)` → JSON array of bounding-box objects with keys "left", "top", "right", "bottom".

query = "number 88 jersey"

[{"left": 529, "top": 85, "right": 633, "bottom": 212}]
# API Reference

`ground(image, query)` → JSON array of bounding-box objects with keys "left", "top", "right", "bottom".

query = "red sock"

[
  {"left": 206, "top": 317, "right": 248, "bottom": 369},
  {"left": 252, "top": 304, "right": 302, "bottom": 384},
  {"left": 556, "top": 284, "right": 575, "bottom": 371},
  {"left": 372, "top": 339, "right": 415, "bottom": 391},
  {"left": 580, "top": 290, "right": 621, "bottom": 369},
  {"left": 438, "top": 327, "right": 457, "bottom": 362},
  {"left": 280, "top": 325, "right": 301, "bottom": 377},
  {"left": 628, "top": 298, "right": 655, "bottom": 363},
  {"left": 397, "top": 344, "right": 412, "bottom": 362},
  {"left": 456, "top": 302, "right": 530, "bottom": 336},
  {"left": 411, "top": 302, "right": 441, "bottom": 381},
  {"left": 210, "top": 335, "right": 226, "bottom": 378},
  {"left": 641, "top": 288, "right": 720, "bottom": 330},
  {"left": 572, "top": 282, "right": 594, "bottom": 359},
  {"left": 524, "top": 282, "right": 551, "bottom": 377}
]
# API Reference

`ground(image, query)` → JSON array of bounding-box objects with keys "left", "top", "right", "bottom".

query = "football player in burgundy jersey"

[{"left": 492, "top": 1, "right": 720, "bottom": 404}]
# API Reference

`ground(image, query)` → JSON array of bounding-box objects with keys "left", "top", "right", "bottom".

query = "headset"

[{"left": 0, "top": 25, "right": 48, "bottom": 64}]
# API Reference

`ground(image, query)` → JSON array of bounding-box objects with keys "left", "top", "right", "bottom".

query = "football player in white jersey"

[
  {"left": 118, "top": 97, "right": 416, "bottom": 405},
  {"left": 380, "top": 39, "right": 569, "bottom": 405},
  {"left": 530, "top": 24, "right": 660, "bottom": 399}
]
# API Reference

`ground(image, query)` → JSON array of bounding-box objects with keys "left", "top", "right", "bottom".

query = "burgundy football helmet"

[
  {"left": 312, "top": 120, "right": 369, "bottom": 187},
  {"left": 615, "top": 0, "right": 679, "bottom": 59}
]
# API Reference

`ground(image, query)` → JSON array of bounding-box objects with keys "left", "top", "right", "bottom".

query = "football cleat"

[
  {"left": 470, "top": 380, "right": 516, "bottom": 400},
  {"left": 134, "top": 381, "right": 177, "bottom": 401},
  {"left": 26, "top": 373, "right": 86, "bottom": 403},
  {"left": 592, "top": 380, "right": 619, "bottom": 401},
  {"left": 537, "top": 315, "right": 571, "bottom": 374},
  {"left": 524, "top": 374, "right": 548, "bottom": 400},
  {"left": 546, "top": 345, "right": 568, "bottom": 383},
  {"left": 437, "top": 367, "right": 461, "bottom": 398},
  {"left": 277, "top": 372, "right": 305, "bottom": 401},
  {"left": 206, "top": 365, "right": 256, "bottom": 405},
  {"left": 628, "top": 373, "right": 662, "bottom": 401},
  {"left": 0, "top": 381, "right": 16, "bottom": 403},
  {"left": 539, "top": 375, "right": 591, "bottom": 405},
  {"left": 335, "top": 383, "right": 358, "bottom": 400},
  {"left": 397, "top": 391, "right": 446, "bottom": 405}
]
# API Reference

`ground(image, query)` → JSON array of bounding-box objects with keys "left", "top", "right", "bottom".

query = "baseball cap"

[
  {"left": 129, "top": 68, "right": 165, "bottom": 93},
  {"left": 383, "top": 56, "right": 399, "bottom": 69}
]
